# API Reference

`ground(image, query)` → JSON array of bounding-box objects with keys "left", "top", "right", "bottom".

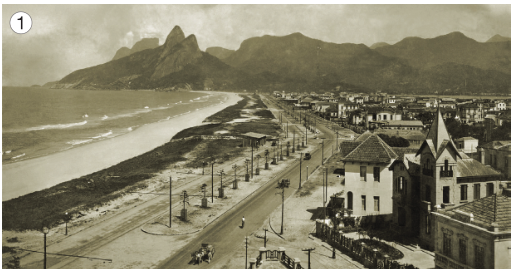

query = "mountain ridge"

[{"left": 112, "top": 38, "right": 159, "bottom": 61}]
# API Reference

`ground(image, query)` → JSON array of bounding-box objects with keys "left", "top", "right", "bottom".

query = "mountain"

[
  {"left": 370, "top": 42, "right": 390, "bottom": 49},
  {"left": 54, "top": 28, "right": 510, "bottom": 94},
  {"left": 374, "top": 31, "right": 511, "bottom": 74},
  {"left": 112, "top": 38, "right": 160, "bottom": 60},
  {"left": 222, "top": 32, "right": 414, "bottom": 90},
  {"left": 42, "top": 81, "right": 59, "bottom": 88},
  {"left": 486, "top": 34, "right": 511, "bottom": 43},
  {"left": 205, "top": 47, "right": 235, "bottom": 60},
  {"left": 55, "top": 26, "right": 281, "bottom": 91}
]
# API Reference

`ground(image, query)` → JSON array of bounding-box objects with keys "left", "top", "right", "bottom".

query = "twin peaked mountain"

[{"left": 57, "top": 26, "right": 511, "bottom": 94}]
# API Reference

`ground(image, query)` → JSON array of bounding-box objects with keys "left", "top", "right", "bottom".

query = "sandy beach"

[{"left": 2, "top": 92, "right": 241, "bottom": 201}]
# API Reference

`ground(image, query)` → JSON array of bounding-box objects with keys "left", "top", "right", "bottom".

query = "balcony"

[
  {"left": 440, "top": 170, "right": 453, "bottom": 177},
  {"left": 422, "top": 168, "right": 434, "bottom": 177}
]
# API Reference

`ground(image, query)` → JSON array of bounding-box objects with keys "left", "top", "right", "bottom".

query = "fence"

[
  {"left": 252, "top": 248, "right": 303, "bottom": 269},
  {"left": 316, "top": 222, "right": 418, "bottom": 269}
]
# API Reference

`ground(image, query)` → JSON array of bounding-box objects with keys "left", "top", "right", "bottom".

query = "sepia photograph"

[{"left": 2, "top": 3, "right": 511, "bottom": 269}]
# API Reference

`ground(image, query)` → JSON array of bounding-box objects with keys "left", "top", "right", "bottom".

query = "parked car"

[{"left": 304, "top": 153, "right": 311, "bottom": 160}]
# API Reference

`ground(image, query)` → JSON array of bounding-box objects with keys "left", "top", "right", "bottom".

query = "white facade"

[{"left": 344, "top": 161, "right": 394, "bottom": 216}]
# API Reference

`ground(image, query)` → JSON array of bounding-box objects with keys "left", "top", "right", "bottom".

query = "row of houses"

[
  {"left": 337, "top": 107, "right": 510, "bottom": 269},
  {"left": 275, "top": 90, "right": 511, "bottom": 128}
]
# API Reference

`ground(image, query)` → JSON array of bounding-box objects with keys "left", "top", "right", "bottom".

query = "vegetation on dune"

[{"left": 3, "top": 94, "right": 280, "bottom": 231}]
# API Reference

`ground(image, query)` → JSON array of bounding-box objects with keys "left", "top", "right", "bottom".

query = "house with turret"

[{"left": 389, "top": 107, "right": 503, "bottom": 250}]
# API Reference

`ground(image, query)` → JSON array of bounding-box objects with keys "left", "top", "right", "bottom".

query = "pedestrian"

[{"left": 242, "top": 216, "right": 245, "bottom": 228}]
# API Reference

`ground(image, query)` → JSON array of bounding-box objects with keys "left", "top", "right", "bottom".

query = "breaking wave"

[{"left": 26, "top": 121, "right": 88, "bottom": 131}]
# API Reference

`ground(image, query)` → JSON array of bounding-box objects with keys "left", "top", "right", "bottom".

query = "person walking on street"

[{"left": 242, "top": 216, "right": 245, "bottom": 228}]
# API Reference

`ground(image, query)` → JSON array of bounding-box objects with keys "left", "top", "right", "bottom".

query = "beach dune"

[{"left": 2, "top": 92, "right": 241, "bottom": 201}]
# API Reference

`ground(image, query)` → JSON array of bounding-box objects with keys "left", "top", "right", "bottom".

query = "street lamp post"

[
  {"left": 306, "top": 166, "right": 309, "bottom": 180},
  {"left": 42, "top": 226, "right": 49, "bottom": 269}
]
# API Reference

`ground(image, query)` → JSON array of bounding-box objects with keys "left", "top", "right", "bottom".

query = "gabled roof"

[
  {"left": 342, "top": 132, "right": 398, "bottom": 163},
  {"left": 447, "top": 194, "right": 511, "bottom": 232}
]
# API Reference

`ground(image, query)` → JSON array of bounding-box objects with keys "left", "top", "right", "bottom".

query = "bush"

[{"left": 342, "top": 217, "right": 355, "bottom": 227}]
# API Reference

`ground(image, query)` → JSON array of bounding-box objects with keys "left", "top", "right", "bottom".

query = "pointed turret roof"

[
  {"left": 426, "top": 106, "right": 451, "bottom": 151},
  {"left": 416, "top": 106, "right": 461, "bottom": 159}
]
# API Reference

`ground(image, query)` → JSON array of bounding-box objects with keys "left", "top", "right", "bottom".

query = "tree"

[{"left": 377, "top": 134, "right": 410, "bottom": 147}]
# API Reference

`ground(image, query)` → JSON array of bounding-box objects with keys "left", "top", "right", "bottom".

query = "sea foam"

[{"left": 27, "top": 120, "right": 87, "bottom": 131}]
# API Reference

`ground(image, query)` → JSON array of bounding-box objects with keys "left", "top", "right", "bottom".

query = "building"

[
  {"left": 389, "top": 107, "right": 503, "bottom": 250},
  {"left": 432, "top": 191, "right": 511, "bottom": 269},
  {"left": 380, "top": 120, "right": 424, "bottom": 130},
  {"left": 339, "top": 132, "right": 398, "bottom": 216},
  {"left": 478, "top": 140, "right": 511, "bottom": 179},
  {"left": 242, "top": 132, "right": 267, "bottom": 147},
  {"left": 458, "top": 103, "right": 484, "bottom": 124},
  {"left": 375, "top": 129, "right": 426, "bottom": 147},
  {"left": 454, "top": 137, "right": 479, "bottom": 155},
  {"left": 496, "top": 101, "right": 507, "bottom": 111},
  {"left": 337, "top": 102, "right": 359, "bottom": 118}
]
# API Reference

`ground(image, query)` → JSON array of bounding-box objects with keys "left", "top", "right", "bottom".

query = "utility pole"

[
  {"left": 299, "top": 153, "right": 303, "bottom": 189},
  {"left": 251, "top": 144, "right": 254, "bottom": 179},
  {"left": 276, "top": 179, "right": 290, "bottom": 234},
  {"left": 321, "top": 139, "right": 324, "bottom": 165},
  {"left": 169, "top": 176, "right": 172, "bottom": 227},
  {"left": 305, "top": 125, "right": 307, "bottom": 145},
  {"left": 245, "top": 236, "right": 248, "bottom": 269},
  {"left": 292, "top": 132, "right": 295, "bottom": 153},
  {"left": 211, "top": 161, "right": 215, "bottom": 202},
  {"left": 324, "top": 168, "right": 328, "bottom": 221},
  {"left": 302, "top": 247, "right": 315, "bottom": 269},
  {"left": 286, "top": 121, "right": 289, "bottom": 138},
  {"left": 263, "top": 227, "right": 268, "bottom": 248}
]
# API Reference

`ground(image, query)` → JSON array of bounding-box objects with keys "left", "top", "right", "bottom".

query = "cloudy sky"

[{"left": 3, "top": 4, "right": 510, "bottom": 86}]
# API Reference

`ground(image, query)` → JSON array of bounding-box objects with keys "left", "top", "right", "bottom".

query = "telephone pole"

[
  {"left": 276, "top": 179, "right": 290, "bottom": 234},
  {"left": 321, "top": 139, "right": 324, "bottom": 165},
  {"left": 169, "top": 177, "right": 172, "bottom": 228},
  {"left": 211, "top": 161, "right": 215, "bottom": 202},
  {"left": 299, "top": 153, "right": 303, "bottom": 189}
]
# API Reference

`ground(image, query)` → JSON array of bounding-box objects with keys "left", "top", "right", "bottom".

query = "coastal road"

[{"left": 158, "top": 95, "right": 338, "bottom": 268}]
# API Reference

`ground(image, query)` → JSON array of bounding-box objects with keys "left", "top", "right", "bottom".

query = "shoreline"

[{"left": 2, "top": 92, "right": 242, "bottom": 201}]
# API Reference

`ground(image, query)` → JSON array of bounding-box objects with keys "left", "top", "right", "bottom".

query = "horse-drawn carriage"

[{"left": 192, "top": 243, "right": 215, "bottom": 264}]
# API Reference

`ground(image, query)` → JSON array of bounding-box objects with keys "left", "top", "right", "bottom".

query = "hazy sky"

[{"left": 3, "top": 4, "right": 510, "bottom": 86}]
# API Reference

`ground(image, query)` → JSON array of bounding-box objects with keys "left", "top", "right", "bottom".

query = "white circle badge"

[{"left": 10, "top": 12, "right": 32, "bottom": 34}]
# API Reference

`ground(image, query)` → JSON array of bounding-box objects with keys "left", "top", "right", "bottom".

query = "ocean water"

[{"left": 2, "top": 87, "right": 223, "bottom": 164}]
